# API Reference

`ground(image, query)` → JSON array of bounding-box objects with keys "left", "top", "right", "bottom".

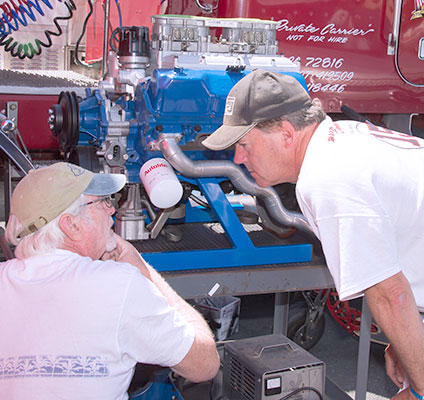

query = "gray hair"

[
  {"left": 6, "top": 194, "right": 88, "bottom": 259},
  {"left": 256, "top": 100, "right": 326, "bottom": 133}
]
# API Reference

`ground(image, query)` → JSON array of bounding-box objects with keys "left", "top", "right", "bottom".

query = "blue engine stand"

[{"left": 142, "top": 177, "right": 312, "bottom": 272}]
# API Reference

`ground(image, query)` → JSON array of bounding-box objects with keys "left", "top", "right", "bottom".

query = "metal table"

[{"left": 163, "top": 256, "right": 331, "bottom": 298}]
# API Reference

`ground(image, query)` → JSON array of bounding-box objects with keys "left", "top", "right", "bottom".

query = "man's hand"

[
  {"left": 101, "top": 233, "right": 151, "bottom": 278},
  {"left": 392, "top": 388, "right": 419, "bottom": 400},
  {"left": 102, "top": 234, "right": 220, "bottom": 382},
  {"left": 386, "top": 345, "right": 406, "bottom": 388},
  {"left": 365, "top": 273, "right": 424, "bottom": 395}
]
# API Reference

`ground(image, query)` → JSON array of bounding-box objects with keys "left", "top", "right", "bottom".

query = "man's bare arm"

[
  {"left": 365, "top": 271, "right": 424, "bottom": 398},
  {"left": 102, "top": 233, "right": 220, "bottom": 382}
]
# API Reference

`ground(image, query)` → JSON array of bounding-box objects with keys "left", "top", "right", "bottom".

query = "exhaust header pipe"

[{"left": 158, "top": 136, "right": 315, "bottom": 238}]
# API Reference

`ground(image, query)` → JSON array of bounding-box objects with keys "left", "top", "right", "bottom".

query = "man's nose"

[
  {"left": 234, "top": 145, "right": 245, "bottom": 165},
  {"left": 108, "top": 204, "right": 116, "bottom": 215}
]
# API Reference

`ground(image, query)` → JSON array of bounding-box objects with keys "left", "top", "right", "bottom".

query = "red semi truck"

[{"left": 1, "top": 0, "right": 423, "bottom": 145}]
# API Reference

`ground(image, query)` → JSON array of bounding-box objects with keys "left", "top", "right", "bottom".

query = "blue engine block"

[{"left": 77, "top": 68, "right": 307, "bottom": 183}]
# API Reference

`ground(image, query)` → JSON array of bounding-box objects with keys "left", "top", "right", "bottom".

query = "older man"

[
  {"left": 0, "top": 162, "right": 219, "bottom": 399},
  {"left": 203, "top": 69, "right": 424, "bottom": 400}
]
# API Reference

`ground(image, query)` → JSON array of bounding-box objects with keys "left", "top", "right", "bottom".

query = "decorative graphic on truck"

[{"left": 411, "top": 0, "right": 424, "bottom": 19}]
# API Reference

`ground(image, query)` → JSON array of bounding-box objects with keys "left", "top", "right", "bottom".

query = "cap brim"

[
  {"left": 84, "top": 173, "right": 126, "bottom": 196},
  {"left": 202, "top": 123, "right": 257, "bottom": 151}
]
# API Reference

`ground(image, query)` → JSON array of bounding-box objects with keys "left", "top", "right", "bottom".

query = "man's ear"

[
  {"left": 59, "top": 214, "right": 83, "bottom": 241},
  {"left": 280, "top": 121, "right": 296, "bottom": 147}
]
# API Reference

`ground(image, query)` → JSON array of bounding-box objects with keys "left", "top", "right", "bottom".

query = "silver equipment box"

[{"left": 223, "top": 334, "right": 325, "bottom": 400}]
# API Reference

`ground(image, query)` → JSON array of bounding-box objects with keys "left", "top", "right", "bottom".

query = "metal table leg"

[
  {"left": 273, "top": 292, "right": 289, "bottom": 335},
  {"left": 355, "top": 297, "right": 372, "bottom": 400}
]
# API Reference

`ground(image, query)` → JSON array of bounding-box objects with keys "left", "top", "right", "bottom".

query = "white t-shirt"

[
  {"left": 0, "top": 249, "right": 195, "bottom": 400},
  {"left": 297, "top": 117, "right": 424, "bottom": 307}
]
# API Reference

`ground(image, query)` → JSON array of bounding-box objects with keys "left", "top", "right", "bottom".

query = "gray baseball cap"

[{"left": 202, "top": 69, "right": 312, "bottom": 151}]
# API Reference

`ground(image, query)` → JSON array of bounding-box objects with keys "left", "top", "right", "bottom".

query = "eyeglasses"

[{"left": 80, "top": 195, "right": 114, "bottom": 209}]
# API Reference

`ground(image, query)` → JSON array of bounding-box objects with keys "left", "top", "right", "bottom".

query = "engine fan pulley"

[{"left": 48, "top": 91, "right": 80, "bottom": 157}]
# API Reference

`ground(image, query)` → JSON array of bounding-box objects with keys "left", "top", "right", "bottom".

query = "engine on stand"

[{"left": 48, "top": 15, "right": 316, "bottom": 271}]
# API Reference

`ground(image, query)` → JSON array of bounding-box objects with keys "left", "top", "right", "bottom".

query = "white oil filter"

[{"left": 140, "top": 158, "right": 183, "bottom": 209}]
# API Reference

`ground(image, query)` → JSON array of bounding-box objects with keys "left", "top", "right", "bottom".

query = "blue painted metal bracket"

[
  {"left": 198, "top": 178, "right": 254, "bottom": 249},
  {"left": 143, "top": 178, "right": 312, "bottom": 272}
]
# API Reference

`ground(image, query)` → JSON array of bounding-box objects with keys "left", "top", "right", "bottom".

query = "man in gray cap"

[
  {"left": 0, "top": 162, "right": 219, "bottom": 399},
  {"left": 203, "top": 69, "right": 424, "bottom": 400}
]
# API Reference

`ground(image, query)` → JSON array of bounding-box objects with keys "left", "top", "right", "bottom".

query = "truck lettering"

[
  {"left": 277, "top": 19, "right": 320, "bottom": 34},
  {"left": 307, "top": 35, "right": 325, "bottom": 42},
  {"left": 287, "top": 34, "right": 304, "bottom": 41},
  {"left": 276, "top": 19, "right": 375, "bottom": 39},
  {"left": 328, "top": 36, "right": 348, "bottom": 43},
  {"left": 321, "top": 23, "right": 375, "bottom": 36}
]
